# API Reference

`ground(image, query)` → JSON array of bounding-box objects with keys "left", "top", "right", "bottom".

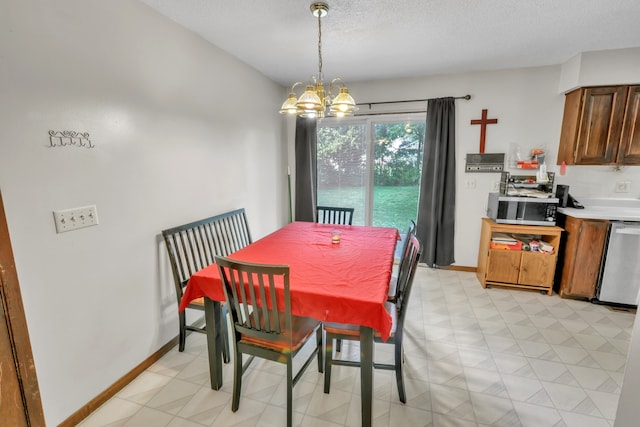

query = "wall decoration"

[
  {"left": 470, "top": 109, "right": 498, "bottom": 153},
  {"left": 48, "top": 130, "right": 94, "bottom": 148}
]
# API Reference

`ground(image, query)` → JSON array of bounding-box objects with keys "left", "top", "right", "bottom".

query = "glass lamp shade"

[
  {"left": 296, "top": 85, "right": 323, "bottom": 110},
  {"left": 279, "top": 92, "right": 300, "bottom": 115},
  {"left": 296, "top": 84, "right": 326, "bottom": 118},
  {"left": 329, "top": 87, "right": 357, "bottom": 116}
]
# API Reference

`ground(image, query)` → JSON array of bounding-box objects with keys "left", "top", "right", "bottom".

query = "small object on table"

[{"left": 331, "top": 230, "right": 341, "bottom": 244}]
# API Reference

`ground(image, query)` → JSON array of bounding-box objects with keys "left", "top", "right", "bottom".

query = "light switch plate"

[{"left": 53, "top": 205, "right": 99, "bottom": 233}]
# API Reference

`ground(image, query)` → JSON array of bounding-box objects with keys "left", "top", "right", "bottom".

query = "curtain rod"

[
  {"left": 356, "top": 95, "right": 471, "bottom": 107},
  {"left": 352, "top": 95, "right": 471, "bottom": 117},
  {"left": 354, "top": 110, "right": 427, "bottom": 117}
]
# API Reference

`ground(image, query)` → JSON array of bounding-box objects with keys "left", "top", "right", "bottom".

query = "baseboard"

[
  {"left": 436, "top": 265, "right": 477, "bottom": 272},
  {"left": 58, "top": 336, "right": 178, "bottom": 427}
]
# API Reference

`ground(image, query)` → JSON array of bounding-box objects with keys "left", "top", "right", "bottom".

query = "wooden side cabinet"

[
  {"left": 477, "top": 218, "right": 563, "bottom": 295},
  {"left": 557, "top": 85, "right": 640, "bottom": 166},
  {"left": 555, "top": 215, "right": 609, "bottom": 299}
]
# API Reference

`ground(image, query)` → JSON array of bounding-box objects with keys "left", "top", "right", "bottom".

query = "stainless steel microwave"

[{"left": 487, "top": 193, "right": 559, "bottom": 226}]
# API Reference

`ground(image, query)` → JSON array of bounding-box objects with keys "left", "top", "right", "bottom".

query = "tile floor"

[{"left": 79, "top": 267, "right": 636, "bottom": 427}]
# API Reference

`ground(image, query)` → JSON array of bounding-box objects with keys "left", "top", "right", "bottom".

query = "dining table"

[{"left": 179, "top": 221, "right": 399, "bottom": 426}]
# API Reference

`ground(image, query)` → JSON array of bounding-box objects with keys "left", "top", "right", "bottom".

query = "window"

[{"left": 317, "top": 114, "right": 425, "bottom": 230}]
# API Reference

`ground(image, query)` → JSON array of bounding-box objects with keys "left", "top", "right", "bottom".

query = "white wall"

[
  {"left": 559, "top": 48, "right": 640, "bottom": 93},
  {"left": 0, "top": 0, "right": 287, "bottom": 424}
]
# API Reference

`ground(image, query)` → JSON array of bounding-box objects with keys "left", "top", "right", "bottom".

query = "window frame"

[{"left": 317, "top": 112, "right": 425, "bottom": 227}]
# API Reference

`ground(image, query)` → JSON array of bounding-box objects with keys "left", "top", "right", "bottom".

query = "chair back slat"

[
  {"left": 267, "top": 273, "right": 281, "bottom": 333},
  {"left": 209, "top": 221, "right": 227, "bottom": 256},
  {"left": 214, "top": 211, "right": 252, "bottom": 255},
  {"left": 166, "top": 234, "right": 186, "bottom": 285},
  {"left": 231, "top": 212, "right": 252, "bottom": 248},
  {"left": 256, "top": 274, "right": 273, "bottom": 332},
  {"left": 162, "top": 208, "right": 252, "bottom": 303},
  {"left": 216, "top": 256, "right": 291, "bottom": 343},
  {"left": 246, "top": 269, "right": 262, "bottom": 330},
  {"left": 195, "top": 223, "right": 215, "bottom": 265},
  {"left": 316, "top": 206, "right": 354, "bottom": 225},
  {"left": 229, "top": 267, "right": 252, "bottom": 329},
  {"left": 186, "top": 227, "right": 207, "bottom": 273}
]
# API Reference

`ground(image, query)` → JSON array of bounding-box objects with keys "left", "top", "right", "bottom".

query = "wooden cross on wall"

[{"left": 470, "top": 109, "right": 498, "bottom": 153}]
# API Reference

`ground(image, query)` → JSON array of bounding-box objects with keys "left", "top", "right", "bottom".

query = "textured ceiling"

[{"left": 139, "top": 0, "right": 640, "bottom": 87}]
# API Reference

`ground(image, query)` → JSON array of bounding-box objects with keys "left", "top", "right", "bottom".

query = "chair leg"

[
  {"left": 336, "top": 338, "right": 342, "bottom": 352},
  {"left": 287, "top": 359, "right": 293, "bottom": 427},
  {"left": 324, "top": 334, "right": 333, "bottom": 393},
  {"left": 221, "top": 307, "right": 231, "bottom": 363},
  {"left": 178, "top": 311, "right": 187, "bottom": 352},
  {"left": 232, "top": 351, "right": 242, "bottom": 412},
  {"left": 394, "top": 335, "right": 406, "bottom": 403},
  {"left": 316, "top": 327, "right": 323, "bottom": 373}
]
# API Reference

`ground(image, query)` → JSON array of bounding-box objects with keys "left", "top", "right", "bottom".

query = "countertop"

[{"left": 557, "top": 198, "right": 640, "bottom": 221}]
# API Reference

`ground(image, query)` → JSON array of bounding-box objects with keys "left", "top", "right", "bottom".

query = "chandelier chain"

[{"left": 317, "top": 11, "right": 323, "bottom": 78}]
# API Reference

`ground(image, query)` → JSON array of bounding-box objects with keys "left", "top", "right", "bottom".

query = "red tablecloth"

[{"left": 180, "top": 221, "right": 398, "bottom": 341}]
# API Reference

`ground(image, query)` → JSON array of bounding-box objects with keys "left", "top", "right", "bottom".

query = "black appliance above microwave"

[{"left": 487, "top": 193, "right": 559, "bottom": 226}]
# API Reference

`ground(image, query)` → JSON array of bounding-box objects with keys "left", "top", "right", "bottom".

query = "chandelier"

[{"left": 279, "top": 2, "right": 357, "bottom": 118}]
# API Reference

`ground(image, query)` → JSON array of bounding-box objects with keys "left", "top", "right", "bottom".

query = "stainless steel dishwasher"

[{"left": 597, "top": 221, "right": 640, "bottom": 306}]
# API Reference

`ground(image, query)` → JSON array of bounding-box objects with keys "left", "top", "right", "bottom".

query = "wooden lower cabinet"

[
  {"left": 477, "top": 218, "right": 563, "bottom": 295},
  {"left": 555, "top": 215, "right": 609, "bottom": 299},
  {"left": 520, "top": 251, "right": 558, "bottom": 286}
]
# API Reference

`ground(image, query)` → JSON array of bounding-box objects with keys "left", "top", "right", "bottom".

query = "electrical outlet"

[
  {"left": 53, "top": 205, "right": 99, "bottom": 233},
  {"left": 492, "top": 181, "right": 500, "bottom": 191},
  {"left": 615, "top": 181, "right": 630, "bottom": 193},
  {"left": 465, "top": 179, "right": 477, "bottom": 189}
]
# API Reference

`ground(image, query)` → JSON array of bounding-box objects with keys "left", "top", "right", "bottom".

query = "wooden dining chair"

[
  {"left": 161, "top": 208, "right": 252, "bottom": 353},
  {"left": 216, "top": 256, "right": 323, "bottom": 427},
  {"left": 323, "top": 234, "right": 422, "bottom": 403},
  {"left": 316, "top": 206, "right": 354, "bottom": 225}
]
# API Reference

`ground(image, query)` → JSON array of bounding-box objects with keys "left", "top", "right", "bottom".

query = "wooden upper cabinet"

[
  {"left": 618, "top": 85, "right": 640, "bottom": 164},
  {"left": 557, "top": 85, "right": 640, "bottom": 166}
]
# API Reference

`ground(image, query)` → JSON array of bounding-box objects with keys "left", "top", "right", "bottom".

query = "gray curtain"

[
  {"left": 294, "top": 117, "right": 317, "bottom": 222},
  {"left": 416, "top": 97, "right": 456, "bottom": 266}
]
